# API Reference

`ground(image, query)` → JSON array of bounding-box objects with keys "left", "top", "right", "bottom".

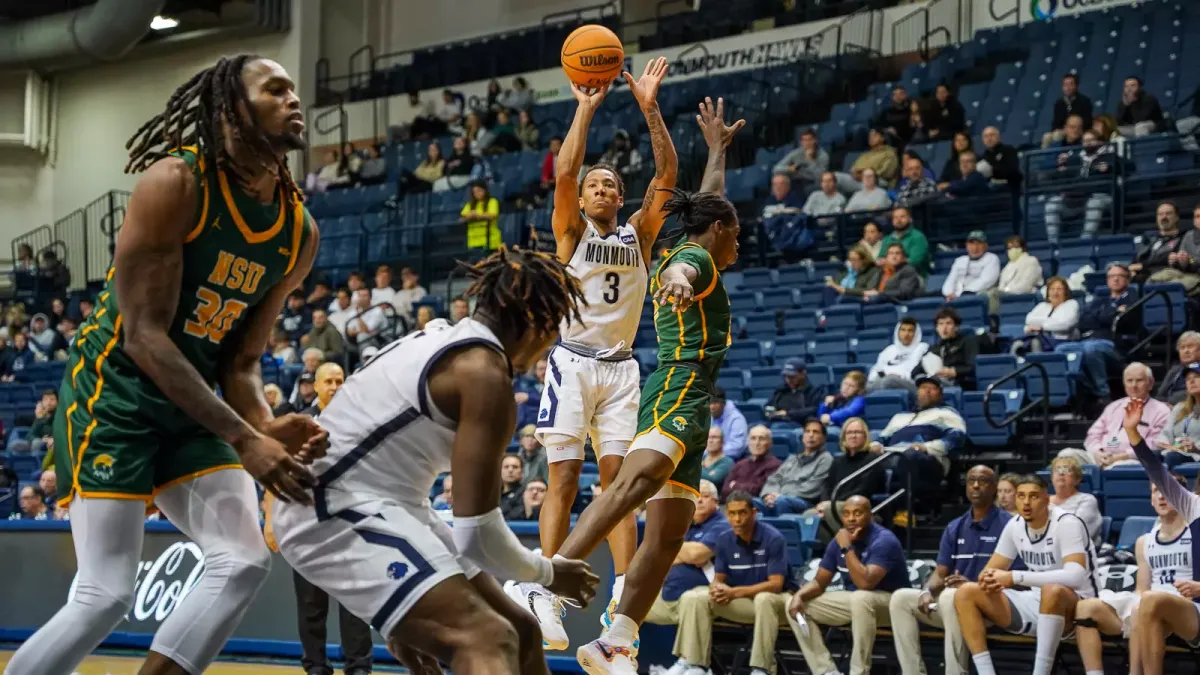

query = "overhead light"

[{"left": 150, "top": 15, "right": 179, "bottom": 31}]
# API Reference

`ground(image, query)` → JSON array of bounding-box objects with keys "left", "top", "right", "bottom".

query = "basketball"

[{"left": 561, "top": 24, "right": 625, "bottom": 89}]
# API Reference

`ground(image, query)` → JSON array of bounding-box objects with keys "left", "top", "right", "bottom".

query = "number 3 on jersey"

[
  {"left": 603, "top": 271, "right": 620, "bottom": 304},
  {"left": 184, "top": 286, "right": 247, "bottom": 343}
]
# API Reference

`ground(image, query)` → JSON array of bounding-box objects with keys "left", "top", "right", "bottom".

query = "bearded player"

[
  {"left": 6, "top": 56, "right": 325, "bottom": 675},
  {"left": 509, "top": 57, "right": 678, "bottom": 649}
]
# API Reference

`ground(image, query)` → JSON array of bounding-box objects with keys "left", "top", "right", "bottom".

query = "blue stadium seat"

[
  {"left": 829, "top": 363, "right": 867, "bottom": 384},
  {"left": 761, "top": 288, "right": 800, "bottom": 312},
  {"left": 976, "top": 355, "right": 1020, "bottom": 391},
  {"left": 807, "top": 333, "right": 850, "bottom": 364},
  {"left": 899, "top": 297, "right": 946, "bottom": 331},
  {"left": 725, "top": 341, "right": 761, "bottom": 369},
  {"left": 769, "top": 336, "right": 806, "bottom": 365},
  {"left": 1022, "top": 353, "right": 1074, "bottom": 407},
  {"left": 1142, "top": 283, "right": 1187, "bottom": 333},
  {"left": 804, "top": 364, "right": 834, "bottom": 391},
  {"left": 861, "top": 304, "right": 899, "bottom": 329},
  {"left": 717, "top": 369, "right": 750, "bottom": 401},
  {"left": 948, "top": 295, "right": 988, "bottom": 330},
  {"left": 850, "top": 329, "right": 892, "bottom": 364},
  {"left": 820, "top": 305, "right": 861, "bottom": 333},
  {"left": 962, "top": 391, "right": 1012, "bottom": 447},
  {"left": 782, "top": 309, "right": 820, "bottom": 335},
  {"left": 749, "top": 367, "right": 781, "bottom": 400},
  {"left": 740, "top": 268, "right": 775, "bottom": 290},
  {"left": 864, "top": 390, "right": 909, "bottom": 429},
  {"left": 742, "top": 313, "right": 778, "bottom": 340},
  {"left": 728, "top": 291, "right": 761, "bottom": 315},
  {"left": 776, "top": 264, "right": 810, "bottom": 287},
  {"left": 1117, "top": 516, "right": 1156, "bottom": 550},
  {"left": 769, "top": 428, "right": 798, "bottom": 459}
]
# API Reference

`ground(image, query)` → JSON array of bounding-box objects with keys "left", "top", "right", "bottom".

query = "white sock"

[
  {"left": 1033, "top": 613, "right": 1066, "bottom": 675},
  {"left": 606, "top": 613, "right": 639, "bottom": 647},
  {"left": 611, "top": 574, "right": 626, "bottom": 604},
  {"left": 972, "top": 652, "right": 997, "bottom": 675},
  {"left": 1086, "top": 671, "right": 1104, "bottom": 675}
]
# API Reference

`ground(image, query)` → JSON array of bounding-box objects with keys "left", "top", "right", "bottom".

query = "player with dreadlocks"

[
  {"left": 271, "top": 247, "right": 600, "bottom": 675},
  {"left": 6, "top": 55, "right": 324, "bottom": 675}
]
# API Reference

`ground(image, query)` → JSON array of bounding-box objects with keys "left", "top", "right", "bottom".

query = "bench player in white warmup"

[
  {"left": 1125, "top": 397, "right": 1200, "bottom": 675},
  {"left": 954, "top": 473, "right": 1100, "bottom": 675},
  {"left": 271, "top": 249, "right": 599, "bottom": 675},
  {"left": 1072, "top": 473, "right": 1191, "bottom": 675},
  {"left": 512, "top": 57, "right": 678, "bottom": 649}
]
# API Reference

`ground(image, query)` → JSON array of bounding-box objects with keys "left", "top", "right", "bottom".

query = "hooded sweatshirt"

[
  {"left": 877, "top": 405, "right": 967, "bottom": 474},
  {"left": 868, "top": 322, "right": 930, "bottom": 384},
  {"left": 28, "top": 314, "right": 62, "bottom": 357}
]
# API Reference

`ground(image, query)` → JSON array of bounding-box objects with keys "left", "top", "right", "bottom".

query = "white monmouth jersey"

[
  {"left": 559, "top": 220, "right": 647, "bottom": 354},
  {"left": 1145, "top": 521, "right": 1195, "bottom": 591},
  {"left": 995, "top": 505, "right": 1100, "bottom": 598},
  {"left": 309, "top": 318, "right": 506, "bottom": 520}
]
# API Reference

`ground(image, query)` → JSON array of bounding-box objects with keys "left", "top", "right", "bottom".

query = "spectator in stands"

[
  {"left": 344, "top": 270, "right": 367, "bottom": 296},
  {"left": 406, "top": 90, "right": 439, "bottom": 139},
  {"left": 845, "top": 168, "right": 893, "bottom": 213},
  {"left": 450, "top": 296, "right": 470, "bottom": 323},
  {"left": 872, "top": 376, "right": 965, "bottom": 496},
  {"left": 480, "top": 109, "right": 521, "bottom": 155},
  {"left": 1047, "top": 455, "right": 1103, "bottom": 545},
  {"left": 389, "top": 267, "right": 427, "bottom": 321},
  {"left": 925, "top": 306, "right": 980, "bottom": 390},
  {"left": 996, "top": 472, "right": 1019, "bottom": 516},
  {"left": 943, "top": 231, "right": 1001, "bottom": 300},
  {"left": 723, "top": 426, "right": 783, "bottom": 499},
  {"left": 1155, "top": 362, "right": 1200, "bottom": 468},
  {"left": 879, "top": 206, "right": 931, "bottom": 276},
  {"left": 1156, "top": 330, "right": 1200, "bottom": 404},
  {"left": 599, "top": 129, "right": 643, "bottom": 182},
  {"left": 827, "top": 243, "right": 882, "bottom": 302},
  {"left": 344, "top": 288, "right": 384, "bottom": 348},
  {"left": 862, "top": 243, "right": 923, "bottom": 304},
  {"left": 1166, "top": 203, "right": 1200, "bottom": 295},
  {"left": 802, "top": 171, "right": 847, "bottom": 222},
  {"left": 514, "top": 358, "right": 546, "bottom": 429},
  {"left": 57, "top": 317, "right": 76, "bottom": 348},
  {"left": 860, "top": 221, "right": 884, "bottom": 260},
  {"left": 807, "top": 417, "right": 885, "bottom": 533},
  {"left": 38, "top": 469, "right": 56, "bottom": 509},
  {"left": 867, "top": 316, "right": 931, "bottom": 394},
  {"left": 300, "top": 309, "right": 343, "bottom": 363},
  {"left": 908, "top": 99, "right": 930, "bottom": 144},
  {"left": 954, "top": 474, "right": 1095, "bottom": 675},
  {"left": 436, "top": 88, "right": 464, "bottom": 130},
  {"left": 940, "top": 132, "right": 974, "bottom": 183},
  {"left": 979, "top": 126, "right": 1022, "bottom": 190},
  {"left": 411, "top": 142, "right": 445, "bottom": 195},
  {"left": 356, "top": 145, "right": 386, "bottom": 185},
  {"left": 13, "top": 243, "right": 35, "bottom": 272},
  {"left": 290, "top": 364, "right": 320, "bottom": 410},
  {"left": 838, "top": 128, "right": 899, "bottom": 191},
  {"left": 270, "top": 329, "right": 298, "bottom": 365},
  {"left": 306, "top": 281, "right": 332, "bottom": 312},
  {"left": 313, "top": 149, "right": 349, "bottom": 190},
  {"left": 413, "top": 306, "right": 435, "bottom": 332},
  {"left": 1079, "top": 362, "right": 1170, "bottom": 468},
  {"left": 895, "top": 155, "right": 938, "bottom": 207},
  {"left": 645, "top": 480, "right": 729, "bottom": 633},
  {"left": 764, "top": 359, "right": 823, "bottom": 424},
  {"left": 28, "top": 313, "right": 64, "bottom": 360},
  {"left": 460, "top": 181, "right": 502, "bottom": 250},
  {"left": 513, "top": 478, "right": 546, "bottom": 521},
  {"left": 516, "top": 110, "right": 539, "bottom": 151},
  {"left": 370, "top": 264, "right": 395, "bottom": 308},
  {"left": 1116, "top": 76, "right": 1165, "bottom": 137},
  {"left": 539, "top": 136, "right": 563, "bottom": 198},
  {"left": 23, "top": 389, "right": 55, "bottom": 455},
  {"left": 1045, "top": 128, "right": 1120, "bottom": 243},
  {"left": 279, "top": 289, "right": 312, "bottom": 345},
  {"left": 875, "top": 85, "right": 914, "bottom": 144},
  {"left": 763, "top": 173, "right": 813, "bottom": 257},
  {"left": 500, "top": 455, "right": 526, "bottom": 520},
  {"left": 1044, "top": 73, "right": 1094, "bottom": 147},
  {"left": 11, "top": 485, "right": 49, "bottom": 521},
  {"left": 710, "top": 387, "right": 748, "bottom": 459},
  {"left": 938, "top": 151, "right": 990, "bottom": 199},
  {"left": 516, "top": 424, "right": 549, "bottom": 485},
  {"left": 773, "top": 128, "right": 829, "bottom": 190},
  {"left": 1016, "top": 276, "right": 1079, "bottom": 354},
  {"left": 787, "top": 495, "right": 910, "bottom": 675},
  {"left": 819, "top": 372, "right": 867, "bottom": 428},
  {"left": 889, "top": 465, "right": 1007, "bottom": 675},
  {"left": 9, "top": 333, "right": 38, "bottom": 375},
  {"left": 433, "top": 136, "right": 476, "bottom": 192},
  {"left": 928, "top": 83, "right": 966, "bottom": 140},
  {"left": 76, "top": 298, "right": 92, "bottom": 322},
  {"left": 1133, "top": 202, "right": 1184, "bottom": 283},
  {"left": 327, "top": 287, "right": 354, "bottom": 338},
  {"left": 671, "top": 490, "right": 794, "bottom": 675},
  {"left": 463, "top": 112, "right": 485, "bottom": 152},
  {"left": 1054, "top": 262, "right": 1140, "bottom": 401},
  {"left": 433, "top": 475, "right": 453, "bottom": 510},
  {"left": 994, "top": 235, "right": 1044, "bottom": 297},
  {"left": 38, "top": 250, "right": 69, "bottom": 297},
  {"left": 500, "top": 76, "right": 534, "bottom": 112},
  {"left": 702, "top": 428, "right": 735, "bottom": 490},
  {"left": 758, "top": 419, "right": 833, "bottom": 516},
  {"left": 48, "top": 297, "right": 65, "bottom": 330},
  {"left": 264, "top": 383, "right": 291, "bottom": 417}
]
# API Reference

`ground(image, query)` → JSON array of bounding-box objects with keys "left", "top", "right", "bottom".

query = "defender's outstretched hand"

[
  {"left": 696, "top": 97, "right": 746, "bottom": 149},
  {"left": 625, "top": 57, "right": 669, "bottom": 110}
]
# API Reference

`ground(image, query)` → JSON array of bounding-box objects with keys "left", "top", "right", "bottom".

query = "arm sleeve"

[
  {"left": 819, "top": 540, "right": 840, "bottom": 574},
  {"left": 1040, "top": 300, "right": 1080, "bottom": 333},
  {"left": 964, "top": 255, "right": 1001, "bottom": 293},
  {"left": 761, "top": 458, "right": 787, "bottom": 495},
  {"left": 1132, "top": 437, "right": 1200, "bottom": 521},
  {"left": 726, "top": 415, "right": 748, "bottom": 457},
  {"left": 774, "top": 149, "right": 802, "bottom": 175},
  {"left": 1157, "top": 407, "right": 1179, "bottom": 447},
  {"left": 452, "top": 508, "right": 554, "bottom": 585},
  {"left": 923, "top": 413, "right": 967, "bottom": 457},
  {"left": 1084, "top": 414, "right": 1106, "bottom": 455},
  {"left": 942, "top": 259, "right": 964, "bottom": 296},
  {"left": 1012, "top": 562, "right": 1090, "bottom": 589},
  {"left": 829, "top": 396, "right": 866, "bottom": 426},
  {"left": 766, "top": 535, "right": 789, "bottom": 578},
  {"left": 713, "top": 537, "right": 730, "bottom": 576}
]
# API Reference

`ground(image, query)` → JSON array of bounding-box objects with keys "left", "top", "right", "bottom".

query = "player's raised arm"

[
  {"left": 697, "top": 97, "right": 746, "bottom": 196},
  {"left": 625, "top": 57, "right": 679, "bottom": 262},
  {"left": 1125, "top": 397, "right": 1200, "bottom": 519},
  {"left": 552, "top": 83, "right": 609, "bottom": 260},
  {"left": 115, "top": 158, "right": 313, "bottom": 503}
]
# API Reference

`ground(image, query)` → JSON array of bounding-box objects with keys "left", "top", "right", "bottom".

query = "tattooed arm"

[
  {"left": 552, "top": 82, "right": 609, "bottom": 263},
  {"left": 624, "top": 58, "right": 679, "bottom": 264},
  {"left": 698, "top": 97, "right": 747, "bottom": 196}
]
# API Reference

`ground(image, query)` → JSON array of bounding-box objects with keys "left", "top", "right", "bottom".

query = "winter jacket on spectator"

[
  {"left": 1157, "top": 363, "right": 1191, "bottom": 405},
  {"left": 28, "top": 314, "right": 64, "bottom": 357},
  {"left": 982, "top": 143, "right": 1022, "bottom": 188},
  {"left": 868, "top": 322, "right": 930, "bottom": 384},
  {"left": 722, "top": 453, "right": 783, "bottom": 499},
  {"left": 942, "top": 252, "right": 1001, "bottom": 297},
  {"left": 1053, "top": 94, "right": 1094, "bottom": 131},
  {"left": 877, "top": 406, "right": 967, "bottom": 474},
  {"left": 1135, "top": 229, "right": 1184, "bottom": 278},
  {"left": 1176, "top": 228, "right": 1200, "bottom": 273},
  {"left": 500, "top": 481, "right": 525, "bottom": 520},
  {"left": 943, "top": 171, "right": 991, "bottom": 198},
  {"left": 773, "top": 147, "right": 830, "bottom": 184},
  {"left": 818, "top": 394, "right": 866, "bottom": 426},
  {"left": 874, "top": 100, "right": 913, "bottom": 141},
  {"left": 836, "top": 261, "right": 883, "bottom": 298},
  {"left": 303, "top": 323, "right": 344, "bottom": 361},
  {"left": 875, "top": 261, "right": 923, "bottom": 302},
  {"left": 851, "top": 146, "right": 900, "bottom": 187},
  {"left": 824, "top": 447, "right": 886, "bottom": 501},
  {"left": 927, "top": 332, "right": 980, "bottom": 389},
  {"left": 879, "top": 227, "right": 931, "bottom": 276},
  {"left": 762, "top": 449, "right": 834, "bottom": 502},
  {"left": 997, "top": 251, "right": 1044, "bottom": 294},
  {"left": 279, "top": 305, "right": 312, "bottom": 344},
  {"left": 9, "top": 344, "right": 38, "bottom": 374},
  {"left": 896, "top": 176, "right": 938, "bottom": 206},
  {"left": 1117, "top": 90, "right": 1165, "bottom": 130},
  {"left": 763, "top": 191, "right": 812, "bottom": 253},
  {"left": 767, "top": 381, "right": 825, "bottom": 424},
  {"left": 1078, "top": 288, "right": 1141, "bottom": 346},
  {"left": 929, "top": 97, "right": 966, "bottom": 138}
]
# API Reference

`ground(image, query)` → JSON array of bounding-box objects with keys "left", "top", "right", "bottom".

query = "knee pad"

[
  {"left": 1074, "top": 617, "right": 1099, "bottom": 629},
  {"left": 541, "top": 434, "right": 585, "bottom": 463}
]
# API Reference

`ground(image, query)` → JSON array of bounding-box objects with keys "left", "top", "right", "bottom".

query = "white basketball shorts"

[
  {"left": 1098, "top": 590, "right": 1141, "bottom": 637},
  {"left": 1001, "top": 588, "right": 1043, "bottom": 636},
  {"left": 535, "top": 345, "right": 640, "bottom": 460},
  {"left": 272, "top": 498, "right": 481, "bottom": 638}
]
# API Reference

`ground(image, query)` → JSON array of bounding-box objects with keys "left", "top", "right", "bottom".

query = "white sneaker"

[
  {"left": 749, "top": 669, "right": 770, "bottom": 675},
  {"left": 505, "top": 581, "right": 569, "bottom": 651},
  {"left": 577, "top": 638, "right": 638, "bottom": 674},
  {"left": 660, "top": 658, "right": 691, "bottom": 675}
]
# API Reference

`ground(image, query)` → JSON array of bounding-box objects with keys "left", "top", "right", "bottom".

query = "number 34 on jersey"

[{"left": 183, "top": 250, "right": 265, "bottom": 344}]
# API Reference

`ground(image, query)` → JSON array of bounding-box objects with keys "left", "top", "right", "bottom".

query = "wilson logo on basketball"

[{"left": 579, "top": 54, "right": 622, "bottom": 67}]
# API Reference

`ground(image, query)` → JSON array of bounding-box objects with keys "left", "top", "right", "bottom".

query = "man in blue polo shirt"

[
  {"left": 669, "top": 490, "right": 794, "bottom": 675},
  {"left": 888, "top": 465, "right": 1011, "bottom": 675},
  {"left": 645, "top": 480, "right": 731, "bottom": 630},
  {"left": 787, "top": 495, "right": 909, "bottom": 675}
]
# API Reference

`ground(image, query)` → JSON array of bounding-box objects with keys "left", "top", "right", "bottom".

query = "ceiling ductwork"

[{"left": 0, "top": 0, "right": 167, "bottom": 70}]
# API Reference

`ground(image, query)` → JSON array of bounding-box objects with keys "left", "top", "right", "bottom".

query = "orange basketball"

[{"left": 561, "top": 24, "right": 625, "bottom": 89}]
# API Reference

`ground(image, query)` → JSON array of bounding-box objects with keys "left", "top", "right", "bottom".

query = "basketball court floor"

[{"left": 0, "top": 651, "right": 394, "bottom": 674}]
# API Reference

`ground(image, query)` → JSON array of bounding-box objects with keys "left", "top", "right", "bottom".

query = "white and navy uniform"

[
  {"left": 993, "top": 505, "right": 1100, "bottom": 635},
  {"left": 271, "top": 319, "right": 498, "bottom": 638},
  {"left": 536, "top": 220, "right": 647, "bottom": 461},
  {"left": 1100, "top": 523, "right": 1195, "bottom": 636}
]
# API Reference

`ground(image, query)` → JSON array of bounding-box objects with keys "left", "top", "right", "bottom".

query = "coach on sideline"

[
  {"left": 645, "top": 479, "right": 730, "bottom": 629},
  {"left": 888, "top": 465, "right": 1013, "bottom": 675}
]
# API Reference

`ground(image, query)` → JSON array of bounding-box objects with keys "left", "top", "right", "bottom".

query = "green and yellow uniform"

[
  {"left": 634, "top": 242, "right": 730, "bottom": 495},
  {"left": 54, "top": 147, "right": 313, "bottom": 507}
]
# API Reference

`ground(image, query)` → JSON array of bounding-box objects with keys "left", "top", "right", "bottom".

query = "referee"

[{"left": 293, "top": 361, "right": 373, "bottom": 675}]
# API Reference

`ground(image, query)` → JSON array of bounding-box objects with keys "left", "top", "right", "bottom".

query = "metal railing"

[
  {"left": 891, "top": 0, "right": 970, "bottom": 60},
  {"left": 829, "top": 448, "right": 913, "bottom": 550},
  {"left": 52, "top": 190, "right": 130, "bottom": 290},
  {"left": 11, "top": 226, "right": 53, "bottom": 265},
  {"left": 983, "top": 360, "right": 1050, "bottom": 464},
  {"left": 1115, "top": 288, "right": 1174, "bottom": 369}
]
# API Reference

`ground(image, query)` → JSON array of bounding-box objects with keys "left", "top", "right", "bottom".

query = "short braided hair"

[{"left": 460, "top": 247, "right": 586, "bottom": 341}]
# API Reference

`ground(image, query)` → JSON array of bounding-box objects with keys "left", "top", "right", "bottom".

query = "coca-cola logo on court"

[{"left": 68, "top": 542, "right": 207, "bottom": 623}]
